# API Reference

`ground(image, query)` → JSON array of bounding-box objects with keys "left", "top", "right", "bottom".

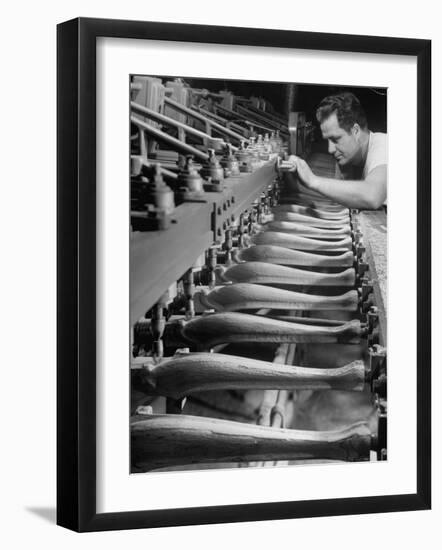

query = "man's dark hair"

[{"left": 316, "top": 92, "right": 368, "bottom": 132}]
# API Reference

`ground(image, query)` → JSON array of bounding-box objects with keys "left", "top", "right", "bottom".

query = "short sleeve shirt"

[{"left": 363, "top": 132, "right": 388, "bottom": 178}]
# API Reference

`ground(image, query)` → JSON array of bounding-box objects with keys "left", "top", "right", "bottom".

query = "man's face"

[{"left": 320, "top": 112, "right": 362, "bottom": 167}]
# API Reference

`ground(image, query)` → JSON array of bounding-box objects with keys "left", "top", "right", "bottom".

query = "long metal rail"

[
  {"left": 131, "top": 115, "right": 209, "bottom": 161},
  {"left": 164, "top": 97, "right": 248, "bottom": 143}
]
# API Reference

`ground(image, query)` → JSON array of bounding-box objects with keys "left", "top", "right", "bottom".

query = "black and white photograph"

[
  {"left": 129, "top": 75, "right": 388, "bottom": 473},
  {"left": 53, "top": 14, "right": 431, "bottom": 534}
]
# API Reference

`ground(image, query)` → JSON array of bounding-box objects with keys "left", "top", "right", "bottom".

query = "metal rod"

[
  {"left": 215, "top": 104, "right": 275, "bottom": 134},
  {"left": 131, "top": 155, "right": 178, "bottom": 180},
  {"left": 131, "top": 115, "right": 209, "bottom": 161},
  {"left": 247, "top": 102, "right": 288, "bottom": 126},
  {"left": 131, "top": 101, "right": 215, "bottom": 142},
  {"left": 164, "top": 97, "right": 247, "bottom": 143},
  {"left": 236, "top": 104, "right": 288, "bottom": 134},
  {"left": 197, "top": 106, "right": 248, "bottom": 137}
]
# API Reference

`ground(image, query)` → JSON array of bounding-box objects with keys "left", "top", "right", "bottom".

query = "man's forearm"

[
  {"left": 285, "top": 156, "right": 387, "bottom": 210},
  {"left": 309, "top": 175, "right": 385, "bottom": 209}
]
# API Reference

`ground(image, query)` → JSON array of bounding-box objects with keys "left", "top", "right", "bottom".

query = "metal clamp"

[
  {"left": 368, "top": 344, "right": 387, "bottom": 397},
  {"left": 359, "top": 276, "right": 374, "bottom": 302},
  {"left": 355, "top": 241, "right": 366, "bottom": 259},
  {"left": 367, "top": 306, "right": 380, "bottom": 346},
  {"left": 356, "top": 260, "right": 369, "bottom": 278},
  {"left": 372, "top": 395, "right": 387, "bottom": 460}
]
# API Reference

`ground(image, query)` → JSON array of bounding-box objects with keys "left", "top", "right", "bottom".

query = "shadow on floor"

[{"left": 26, "top": 506, "right": 56, "bottom": 524}]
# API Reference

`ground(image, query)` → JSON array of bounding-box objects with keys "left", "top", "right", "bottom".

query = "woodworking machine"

[{"left": 129, "top": 76, "right": 387, "bottom": 473}]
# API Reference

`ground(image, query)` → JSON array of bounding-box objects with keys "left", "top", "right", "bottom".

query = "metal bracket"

[
  {"left": 357, "top": 260, "right": 369, "bottom": 278},
  {"left": 367, "top": 344, "right": 387, "bottom": 397},
  {"left": 372, "top": 395, "right": 387, "bottom": 460},
  {"left": 355, "top": 241, "right": 366, "bottom": 259},
  {"left": 367, "top": 306, "right": 380, "bottom": 346},
  {"left": 211, "top": 197, "right": 236, "bottom": 242},
  {"left": 131, "top": 206, "right": 174, "bottom": 231},
  {"left": 360, "top": 276, "right": 374, "bottom": 302}
]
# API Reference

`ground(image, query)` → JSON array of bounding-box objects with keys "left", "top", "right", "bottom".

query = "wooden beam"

[{"left": 131, "top": 414, "right": 372, "bottom": 471}]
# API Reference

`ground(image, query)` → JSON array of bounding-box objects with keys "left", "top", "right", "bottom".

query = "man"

[{"left": 287, "top": 92, "right": 387, "bottom": 209}]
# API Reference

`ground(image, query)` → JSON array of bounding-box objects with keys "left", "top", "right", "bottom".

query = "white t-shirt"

[
  {"left": 363, "top": 131, "right": 388, "bottom": 178},
  {"left": 334, "top": 131, "right": 388, "bottom": 205}
]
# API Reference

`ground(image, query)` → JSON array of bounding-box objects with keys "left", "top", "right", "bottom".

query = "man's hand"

[{"left": 287, "top": 155, "right": 317, "bottom": 189}]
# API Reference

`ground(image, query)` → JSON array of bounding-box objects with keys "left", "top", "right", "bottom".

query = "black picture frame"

[{"left": 57, "top": 17, "right": 431, "bottom": 532}]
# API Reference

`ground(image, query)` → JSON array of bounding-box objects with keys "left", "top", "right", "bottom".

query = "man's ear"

[{"left": 351, "top": 123, "right": 361, "bottom": 137}]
